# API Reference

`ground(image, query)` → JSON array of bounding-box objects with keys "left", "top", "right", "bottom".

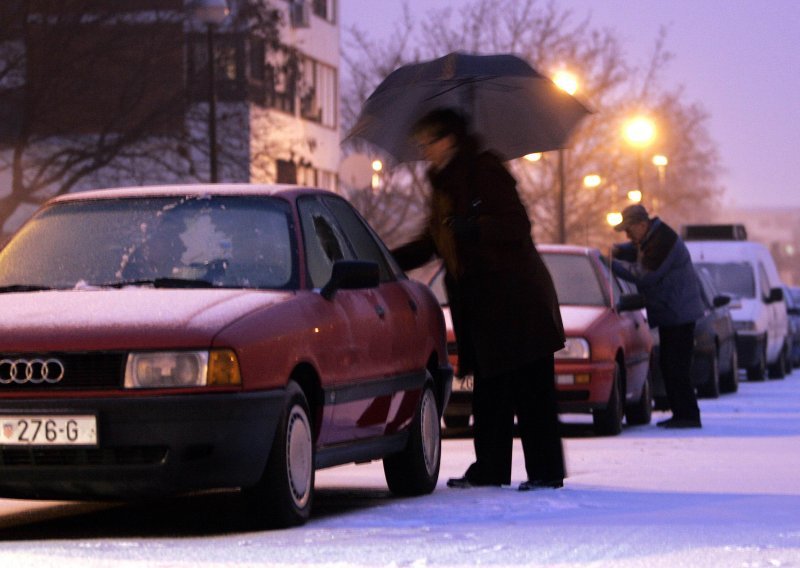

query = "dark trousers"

[
  {"left": 659, "top": 322, "right": 701, "bottom": 420},
  {"left": 470, "top": 355, "right": 566, "bottom": 485}
]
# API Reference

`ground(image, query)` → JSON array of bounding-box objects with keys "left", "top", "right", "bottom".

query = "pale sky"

[{"left": 340, "top": 0, "right": 800, "bottom": 209}]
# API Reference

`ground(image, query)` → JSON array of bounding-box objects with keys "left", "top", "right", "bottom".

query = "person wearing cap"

[
  {"left": 391, "top": 107, "right": 566, "bottom": 490},
  {"left": 611, "top": 204, "right": 705, "bottom": 428}
]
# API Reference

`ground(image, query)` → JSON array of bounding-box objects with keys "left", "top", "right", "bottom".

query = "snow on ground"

[{"left": 1, "top": 373, "right": 800, "bottom": 567}]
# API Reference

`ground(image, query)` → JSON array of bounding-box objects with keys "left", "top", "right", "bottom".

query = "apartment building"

[{"left": 0, "top": 0, "right": 340, "bottom": 234}]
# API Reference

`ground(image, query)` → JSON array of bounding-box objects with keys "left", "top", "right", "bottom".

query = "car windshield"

[
  {"left": 541, "top": 253, "right": 606, "bottom": 307},
  {"left": 0, "top": 195, "right": 297, "bottom": 290},
  {"left": 695, "top": 262, "right": 754, "bottom": 299}
]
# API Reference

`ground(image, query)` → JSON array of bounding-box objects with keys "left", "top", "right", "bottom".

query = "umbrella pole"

[{"left": 558, "top": 148, "right": 567, "bottom": 244}]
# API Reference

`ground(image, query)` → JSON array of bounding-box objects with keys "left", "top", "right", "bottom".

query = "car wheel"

[
  {"left": 719, "top": 348, "right": 739, "bottom": 394},
  {"left": 593, "top": 362, "right": 623, "bottom": 436},
  {"left": 768, "top": 344, "right": 788, "bottom": 379},
  {"left": 697, "top": 352, "right": 720, "bottom": 399},
  {"left": 746, "top": 346, "right": 767, "bottom": 382},
  {"left": 624, "top": 369, "right": 652, "bottom": 426},
  {"left": 383, "top": 381, "right": 441, "bottom": 496},
  {"left": 245, "top": 381, "right": 314, "bottom": 528}
]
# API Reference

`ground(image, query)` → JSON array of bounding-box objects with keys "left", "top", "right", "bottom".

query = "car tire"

[
  {"left": 593, "top": 362, "right": 623, "bottom": 436},
  {"left": 746, "top": 346, "right": 767, "bottom": 382},
  {"left": 245, "top": 381, "right": 314, "bottom": 528},
  {"left": 719, "top": 348, "right": 739, "bottom": 394},
  {"left": 383, "top": 381, "right": 441, "bottom": 496},
  {"left": 697, "top": 352, "right": 720, "bottom": 399},
  {"left": 624, "top": 370, "right": 652, "bottom": 426},
  {"left": 768, "top": 344, "right": 788, "bottom": 379}
]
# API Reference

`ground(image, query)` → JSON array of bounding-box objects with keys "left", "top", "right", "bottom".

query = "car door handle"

[{"left": 375, "top": 304, "right": 386, "bottom": 319}]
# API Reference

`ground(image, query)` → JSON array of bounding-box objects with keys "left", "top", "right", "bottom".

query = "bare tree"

[
  {"left": 0, "top": 0, "right": 295, "bottom": 231},
  {"left": 341, "top": 0, "right": 722, "bottom": 249}
]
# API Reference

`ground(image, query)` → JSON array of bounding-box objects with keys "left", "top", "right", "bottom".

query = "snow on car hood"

[
  {"left": 559, "top": 305, "right": 606, "bottom": 335},
  {"left": 0, "top": 288, "right": 293, "bottom": 352}
]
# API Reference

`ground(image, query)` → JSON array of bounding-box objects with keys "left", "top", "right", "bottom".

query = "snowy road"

[{"left": 1, "top": 373, "right": 800, "bottom": 567}]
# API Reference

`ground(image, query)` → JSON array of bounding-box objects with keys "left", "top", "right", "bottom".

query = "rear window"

[
  {"left": 695, "top": 262, "right": 754, "bottom": 299},
  {"left": 541, "top": 253, "right": 606, "bottom": 307}
]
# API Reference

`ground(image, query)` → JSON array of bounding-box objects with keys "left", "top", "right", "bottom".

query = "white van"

[{"left": 685, "top": 228, "right": 789, "bottom": 381}]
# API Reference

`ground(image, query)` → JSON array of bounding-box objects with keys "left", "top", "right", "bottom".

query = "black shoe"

[
  {"left": 657, "top": 417, "right": 701, "bottom": 429},
  {"left": 518, "top": 479, "right": 564, "bottom": 491},
  {"left": 446, "top": 476, "right": 502, "bottom": 488}
]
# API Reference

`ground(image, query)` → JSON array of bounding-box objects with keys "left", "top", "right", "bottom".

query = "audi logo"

[{"left": 0, "top": 358, "right": 65, "bottom": 385}]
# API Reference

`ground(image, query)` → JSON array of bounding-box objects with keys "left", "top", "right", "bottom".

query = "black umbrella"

[{"left": 346, "top": 52, "right": 591, "bottom": 163}]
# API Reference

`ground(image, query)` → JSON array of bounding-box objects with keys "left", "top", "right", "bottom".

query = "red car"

[
  {"left": 0, "top": 185, "right": 452, "bottom": 527},
  {"left": 436, "top": 245, "right": 653, "bottom": 435}
]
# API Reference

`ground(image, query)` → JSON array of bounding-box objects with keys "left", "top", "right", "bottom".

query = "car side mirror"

[
  {"left": 712, "top": 295, "right": 731, "bottom": 308},
  {"left": 766, "top": 287, "right": 784, "bottom": 304},
  {"left": 617, "top": 293, "right": 646, "bottom": 312},
  {"left": 320, "top": 260, "right": 380, "bottom": 300}
]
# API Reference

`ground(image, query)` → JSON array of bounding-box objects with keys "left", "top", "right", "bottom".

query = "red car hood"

[
  {"left": 559, "top": 305, "right": 606, "bottom": 335},
  {"left": 0, "top": 288, "right": 293, "bottom": 352}
]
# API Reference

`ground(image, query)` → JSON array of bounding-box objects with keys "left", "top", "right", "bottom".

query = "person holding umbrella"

[{"left": 391, "top": 108, "right": 567, "bottom": 490}]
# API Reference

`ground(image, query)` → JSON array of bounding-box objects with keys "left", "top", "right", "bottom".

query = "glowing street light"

[
  {"left": 622, "top": 115, "right": 657, "bottom": 198},
  {"left": 583, "top": 174, "right": 602, "bottom": 189},
  {"left": 627, "top": 189, "right": 643, "bottom": 203},
  {"left": 552, "top": 70, "right": 579, "bottom": 96},
  {"left": 523, "top": 152, "right": 542, "bottom": 162},
  {"left": 371, "top": 159, "right": 383, "bottom": 191},
  {"left": 606, "top": 211, "right": 623, "bottom": 227}
]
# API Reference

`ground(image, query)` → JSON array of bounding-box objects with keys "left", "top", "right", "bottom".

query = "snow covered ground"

[{"left": 1, "top": 372, "right": 800, "bottom": 567}]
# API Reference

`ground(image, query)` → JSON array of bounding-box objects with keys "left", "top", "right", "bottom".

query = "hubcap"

[
  {"left": 286, "top": 405, "right": 312, "bottom": 508},
  {"left": 420, "top": 390, "right": 440, "bottom": 475}
]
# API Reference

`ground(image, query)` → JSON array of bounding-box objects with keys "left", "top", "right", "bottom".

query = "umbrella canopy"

[{"left": 346, "top": 52, "right": 591, "bottom": 163}]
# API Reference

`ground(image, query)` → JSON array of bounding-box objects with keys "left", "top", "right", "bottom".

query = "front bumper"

[
  {"left": 441, "top": 361, "right": 616, "bottom": 418},
  {"left": 0, "top": 390, "right": 285, "bottom": 500}
]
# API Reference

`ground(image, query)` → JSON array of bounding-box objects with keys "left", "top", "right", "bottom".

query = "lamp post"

[
  {"left": 192, "top": 0, "right": 229, "bottom": 183},
  {"left": 652, "top": 154, "right": 668, "bottom": 211},
  {"left": 552, "top": 70, "right": 579, "bottom": 244}
]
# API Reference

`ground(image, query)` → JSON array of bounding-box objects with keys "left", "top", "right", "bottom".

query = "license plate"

[
  {"left": 0, "top": 415, "right": 97, "bottom": 446},
  {"left": 453, "top": 375, "right": 474, "bottom": 392}
]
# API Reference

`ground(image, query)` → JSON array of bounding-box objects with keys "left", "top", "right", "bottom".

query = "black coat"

[{"left": 392, "top": 149, "right": 564, "bottom": 378}]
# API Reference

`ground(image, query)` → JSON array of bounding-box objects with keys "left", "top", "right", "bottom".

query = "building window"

[
  {"left": 299, "top": 57, "right": 336, "bottom": 128},
  {"left": 312, "top": 0, "right": 336, "bottom": 23}
]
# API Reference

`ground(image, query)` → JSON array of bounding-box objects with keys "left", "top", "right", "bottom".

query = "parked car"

[
  {"left": 782, "top": 285, "right": 800, "bottom": 368},
  {"left": 685, "top": 226, "right": 790, "bottom": 381},
  {"left": 650, "top": 265, "right": 738, "bottom": 407},
  {"left": 435, "top": 245, "right": 653, "bottom": 436},
  {"left": 0, "top": 184, "right": 453, "bottom": 528}
]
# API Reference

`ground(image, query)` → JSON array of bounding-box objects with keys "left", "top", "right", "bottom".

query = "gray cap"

[{"left": 614, "top": 204, "right": 650, "bottom": 232}]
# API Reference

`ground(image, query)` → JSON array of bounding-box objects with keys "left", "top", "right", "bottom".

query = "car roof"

[
  {"left": 537, "top": 244, "right": 598, "bottom": 256},
  {"left": 48, "top": 184, "right": 335, "bottom": 204}
]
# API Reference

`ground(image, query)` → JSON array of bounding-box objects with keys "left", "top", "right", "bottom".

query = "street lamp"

[
  {"left": 192, "top": 0, "right": 230, "bottom": 183},
  {"left": 652, "top": 154, "right": 668, "bottom": 210},
  {"left": 622, "top": 115, "right": 656, "bottom": 198},
  {"left": 552, "top": 69, "right": 579, "bottom": 244}
]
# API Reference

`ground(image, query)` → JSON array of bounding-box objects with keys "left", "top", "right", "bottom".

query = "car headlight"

[
  {"left": 555, "top": 338, "right": 590, "bottom": 360},
  {"left": 124, "top": 349, "right": 241, "bottom": 388},
  {"left": 733, "top": 320, "right": 756, "bottom": 332}
]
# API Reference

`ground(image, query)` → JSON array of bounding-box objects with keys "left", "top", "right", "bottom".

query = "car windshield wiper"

[
  {"left": 0, "top": 284, "right": 55, "bottom": 293},
  {"left": 101, "top": 278, "right": 214, "bottom": 289}
]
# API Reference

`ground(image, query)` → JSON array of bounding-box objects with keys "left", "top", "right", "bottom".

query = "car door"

[
  {"left": 297, "top": 196, "right": 391, "bottom": 444},
  {"left": 322, "top": 196, "right": 424, "bottom": 435}
]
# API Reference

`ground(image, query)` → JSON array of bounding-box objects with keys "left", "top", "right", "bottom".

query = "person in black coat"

[
  {"left": 612, "top": 204, "right": 704, "bottom": 428},
  {"left": 392, "top": 108, "right": 566, "bottom": 490}
]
